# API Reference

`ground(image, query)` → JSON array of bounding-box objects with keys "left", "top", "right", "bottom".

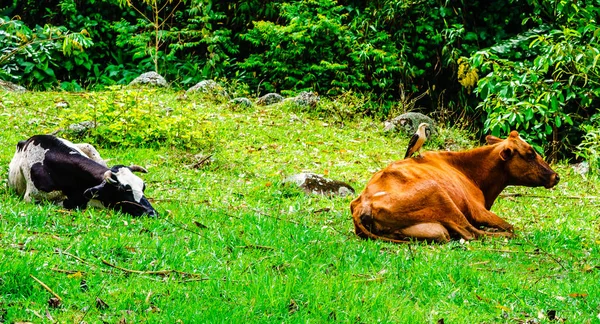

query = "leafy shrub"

[
  {"left": 0, "top": 16, "right": 93, "bottom": 90},
  {"left": 50, "top": 88, "right": 216, "bottom": 151},
  {"left": 466, "top": 4, "right": 600, "bottom": 160},
  {"left": 113, "top": 0, "right": 240, "bottom": 87},
  {"left": 577, "top": 115, "right": 600, "bottom": 173},
  {"left": 169, "top": 2, "right": 239, "bottom": 83},
  {"left": 427, "top": 125, "right": 478, "bottom": 152},
  {"left": 4, "top": 0, "right": 535, "bottom": 115},
  {"left": 302, "top": 91, "right": 367, "bottom": 125},
  {"left": 239, "top": 0, "right": 356, "bottom": 94}
]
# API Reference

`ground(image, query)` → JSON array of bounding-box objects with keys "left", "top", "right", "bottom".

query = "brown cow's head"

[{"left": 486, "top": 131, "right": 560, "bottom": 188}]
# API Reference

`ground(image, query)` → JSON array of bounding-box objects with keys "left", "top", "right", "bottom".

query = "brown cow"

[{"left": 350, "top": 131, "right": 559, "bottom": 243}]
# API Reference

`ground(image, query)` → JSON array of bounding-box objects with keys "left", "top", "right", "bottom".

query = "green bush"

[
  {"left": 50, "top": 88, "right": 216, "bottom": 151},
  {"left": 308, "top": 91, "right": 367, "bottom": 125},
  {"left": 9, "top": 0, "right": 135, "bottom": 89},
  {"left": 577, "top": 114, "right": 600, "bottom": 173},
  {"left": 466, "top": 4, "right": 600, "bottom": 160},
  {"left": 0, "top": 16, "right": 92, "bottom": 90},
  {"left": 239, "top": 1, "right": 358, "bottom": 94}
]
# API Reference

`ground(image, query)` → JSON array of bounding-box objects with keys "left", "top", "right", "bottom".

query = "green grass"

[{"left": 1, "top": 90, "right": 599, "bottom": 323}]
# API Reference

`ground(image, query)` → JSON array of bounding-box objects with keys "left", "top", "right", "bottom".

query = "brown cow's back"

[
  {"left": 351, "top": 154, "right": 486, "bottom": 242},
  {"left": 351, "top": 131, "right": 559, "bottom": 243}
]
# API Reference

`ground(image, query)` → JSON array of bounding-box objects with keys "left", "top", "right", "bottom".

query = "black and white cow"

[{"left": 8, "top": 135, "right": 157, "bottom": 216}]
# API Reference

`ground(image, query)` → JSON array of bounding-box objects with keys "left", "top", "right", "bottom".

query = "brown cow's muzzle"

[{"left": 545, "top": 173, "right": 560, "bottom": 188}]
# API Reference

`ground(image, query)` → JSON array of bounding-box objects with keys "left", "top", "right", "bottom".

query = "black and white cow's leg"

[
  {"left": 29, "top": 163, "right": 67, "bottom": 203},
  {"left": 22, "top": 164, "right": 45, "bottom": 202},
  {"left": 62, "top": 193, "right": 89, "bottom": 210},
  {"left": 29, "top": 163, "right": 56, "bottom": 194}
]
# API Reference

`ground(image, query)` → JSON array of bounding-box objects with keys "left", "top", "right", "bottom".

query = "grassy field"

[{"left": 1, "top": 89, "right": 599, "bottom": 323}]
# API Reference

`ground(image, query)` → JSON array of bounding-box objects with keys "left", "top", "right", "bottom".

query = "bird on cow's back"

[{"left": 404, "top": 122, "right": 430, "bottom": 159}]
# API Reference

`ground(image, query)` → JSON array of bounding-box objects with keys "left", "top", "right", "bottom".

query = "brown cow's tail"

[{"left": 350, "top": 199, "right": 409, "bottom": 244}]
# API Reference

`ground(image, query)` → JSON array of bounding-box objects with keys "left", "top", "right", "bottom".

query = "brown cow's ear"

[
  {"left": 500, "top": 148, "right": 513, "bottom": 161},
  {"left": 509, "top": 130, "right": 519, "bottom": 138},
  {"left": 486, "top": 135, "right": 503, "bottom": 145}
]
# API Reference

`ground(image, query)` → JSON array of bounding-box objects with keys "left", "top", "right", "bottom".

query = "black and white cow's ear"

[
  {"left": 128, "top": 165, "right": 148, "bottom": 173},
  {"left": 84, "top": 182, "right": 105, "bottom": 199}
]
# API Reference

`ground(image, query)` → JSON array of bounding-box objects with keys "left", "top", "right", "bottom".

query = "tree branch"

[{"left": 30, "top": 274, "right": 62, "bottom": 301}]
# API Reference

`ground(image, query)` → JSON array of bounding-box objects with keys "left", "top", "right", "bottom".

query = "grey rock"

[
  {"left": 0, "top": 80, "right": 26, "bottom": 92},
  {"left": 128, "top": 72, "right": 168, "bottom": 87},
  {"left": 68, "top": 121, "right": 96, "bottom": 135},
  {"left": 570, "top": 161, "right": 589, "bottom": 177},
  {"left": 384, "top": 112, "right": 436, "bottom": 134},
  {"left": 55, "top": 101, "right": 69, "bottom": 108},
  {"left": 52, "top": 121, "right": 96, "bottom": 139},
  {"left": 186, "top": 80, "right": 228, "bottom": 97},
  {"left": 229, "top": 97, "right": 253, "bottom": 108},
  {"left": 285, "top": 91, "right": 320, "bottom": 108},
  {"left": 256, "top": 93, "right": 284, "bottom": 106},
  {"left": 283, "top": 173, "right": 355, "bottom": 197}
]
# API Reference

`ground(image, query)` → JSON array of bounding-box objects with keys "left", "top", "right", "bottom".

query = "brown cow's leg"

[
  {"left": 443, "top": 222, "right": 475, "bottom": 240},
  {"left": 469, "top": 208, "right": 514, "bottom": 233},
  {"left": 443, "top": 220, "right": 514, "bottom": 240},
  {"left": 434, "top": 199, "right": 513, "bottom": 240},
  {"left": 397, "top": 223, "right": 451, "bottom": 243},
  {"left": 355, "top": 189, "right": 513, "bottom": 243}
]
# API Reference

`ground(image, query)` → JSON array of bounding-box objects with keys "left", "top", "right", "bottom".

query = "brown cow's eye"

[{"left": 527, "top": 151, "right": 536, "bottom": 160}]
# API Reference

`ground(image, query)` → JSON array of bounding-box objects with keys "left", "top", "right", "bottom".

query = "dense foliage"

[
  {"left": 52, "top": 88, "right": 217, "bottom": 150},
  {"left": 2, "top": 0, "right": 600, "bottom": 162},
  {"left": 467, "top": 1, "right": 600, "bottom": 160},
  {"left": 0, "top": 15, "right": 92, "bottom": 90}
]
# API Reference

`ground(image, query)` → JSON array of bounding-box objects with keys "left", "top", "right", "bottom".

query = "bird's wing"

[{"left": 404, "top": 133, "right": 419, "bottom": 158}]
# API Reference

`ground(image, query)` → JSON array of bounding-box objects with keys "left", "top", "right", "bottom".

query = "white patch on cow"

[
  {"left": 59, "top": 138, "right": 107, "bottom": 166},
  {"left": 24, "top": 142, "right": 48, "bottom": 168},
  {"left": 113, "top": 167, "right": 145, "bottom": 202},
  {"left": 59, "top": 138, "right": 93, "bottom": 159},
  {"left": 24, "top": 143, "right": 61, "bottom": 202},
  {"left": 9, "top": 143, "right": 48, "bottom": 202},
  {"left": 59, "top": 138, "right": 83, "bottom": 152},
  {"left": 75, "top": 143, "right": 107, "bottom": 167},
  {"left": 8, "top": 145, "right": 27, "bottom": 195},
  {"left": 373, "top": 191, "right": 388, "bottom": 197},
  {"left": 8, "top": 141, "right": 66, "bottom": 202}
]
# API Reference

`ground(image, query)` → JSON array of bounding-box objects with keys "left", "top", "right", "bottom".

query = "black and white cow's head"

[{"left": 83, "top": 165, "right": 157, "bottom": 217}]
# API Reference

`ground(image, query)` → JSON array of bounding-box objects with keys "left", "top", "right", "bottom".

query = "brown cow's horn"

[
  {"left": 129, "top": 165, "right": 148, "bottom": 173},
  {"left": 103, "top": 170, "right": 118, "bottom": 184}
]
